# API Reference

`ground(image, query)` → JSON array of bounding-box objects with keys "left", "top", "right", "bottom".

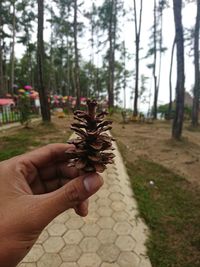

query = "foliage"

[
  {"left": 158, "top": 103, "right": 192, "bottom": 120},
  {"left": 18, "top": 94, "right": 31, "bottom": 126}
]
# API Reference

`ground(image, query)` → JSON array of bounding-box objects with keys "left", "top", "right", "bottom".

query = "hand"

[{"left": 0, "top": 144, "right": 103, "bottom": 267}]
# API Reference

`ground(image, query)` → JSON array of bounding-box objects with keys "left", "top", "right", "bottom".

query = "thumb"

[{"left": 34, "top": 173, "right": 103, "bottom": 228}]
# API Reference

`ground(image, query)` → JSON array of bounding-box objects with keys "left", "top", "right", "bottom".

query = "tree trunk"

[
  {"left": 73, "top": 0, "right": 81, "bottom": 109},
  {"left": 172, "top": 0, "right": 185, "bottom": 139},
  {"left": 37, "top": 0, "right": 51, "bottom": 122},
  {"left": 123, "top": 41, "right": 126, "bottom": 110},
  {"left": 157, "top": 5, "right": 164, "bottom": 103},
  {"left": 0, "top": 0, "right": 4, "bottom": 97},
  {"left": 0, "top": 36, "right": 3, "bottom": 96},
  {"left": 153, "top": 0, "right": 158, "bottom": 119},
  {"left": 10, "top": 1, "right": 16, "bottom": 95},
  {"left": 133, "top": 0, "right": 143, "bottom": 117},
  {"left": 192, "top": 0, "right": 200, "bottom": 128},
  {"left": 169, "top": 37, "right": 176, "bottom": 119},
  {"left": 108, "top": 0, "right": 115, "bottom": 109}
]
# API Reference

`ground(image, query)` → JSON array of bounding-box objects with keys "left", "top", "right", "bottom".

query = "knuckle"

[{"left": 64, "top": 183, "right": 82, "bottom": 203}]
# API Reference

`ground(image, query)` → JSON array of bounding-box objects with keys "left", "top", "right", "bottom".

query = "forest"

[{"left": 0, "top": 0, "right": 199, "bottom": 139}]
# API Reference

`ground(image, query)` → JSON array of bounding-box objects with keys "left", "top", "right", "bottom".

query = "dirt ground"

[{"left": 112, "top": 119, "right": 200, "bottom": 187}]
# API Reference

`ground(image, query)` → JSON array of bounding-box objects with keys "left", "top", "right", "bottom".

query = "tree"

[
  {"left": 98, "top": 0, "right": 122, "bottom": 108},
  {"left": 172, "top": 0, "right": 185, "bottom": 139},
  {"left": 133, "top": 0, "right": 143, "bottom": 116},
  {"left": 0, "top": 1, "right": 4, "bottom": 96},
  {"left": 73, "top": 0, "right": 81, "bottom": 109},
  {"left": 146, "top": 0, "right": 168, "bottom": 119},
  {"left": 37, "top": 0, "right": 51, "bottom": 122},
  {"left": 108, "top": 0, "right": 117, "bottom": 108},
  {"left": 0, "top": 1, "right": 10, "bottom": 96},
  {"left": 192, "top": 0, "right": 200, "bottom": 127},
  {"left": 18, "top": 0, "right": 36, "bottom": 87},
  {"left": 9, "top": 0, "right": 16, "bottom": 94},
  {"left": 168, "top": 37, "right": 176, "bottom": 119}
]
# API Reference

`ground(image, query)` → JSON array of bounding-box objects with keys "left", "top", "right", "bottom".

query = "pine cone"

[{"left": 66, "top": 99, "right": 115, "bottom": 173}]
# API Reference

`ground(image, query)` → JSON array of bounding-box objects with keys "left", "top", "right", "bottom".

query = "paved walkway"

[{"left": 18, "top": 141, "right": 152, "bottom": 267}]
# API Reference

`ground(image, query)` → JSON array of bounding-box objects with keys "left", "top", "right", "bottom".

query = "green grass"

[
  {"left": 118, "top": 142, "right": 200, "bottom": 267},
  {"left": 0, "top": 122, "right": 70, "bottom": 161}
]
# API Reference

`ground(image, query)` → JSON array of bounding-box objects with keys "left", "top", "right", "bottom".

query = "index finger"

[{"left": 18, "top": 143, "right": 75, "bottom": 168}]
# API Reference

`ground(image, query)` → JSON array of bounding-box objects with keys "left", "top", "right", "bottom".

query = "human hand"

[{"left": 0, "top": 144, "right": 103, "bottom": 267}]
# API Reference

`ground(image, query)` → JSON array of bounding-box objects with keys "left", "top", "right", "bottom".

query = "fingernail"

[{"left": 83, "top": 173, "right": 103, "bottom": 192}]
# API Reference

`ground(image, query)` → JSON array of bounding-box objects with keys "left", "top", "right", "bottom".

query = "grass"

[
  {"left": 118, "top": 141, "right": 200, "bottom": 267},
  {"left": 0, "top": 121, "right": 71, "bottom": 161}
]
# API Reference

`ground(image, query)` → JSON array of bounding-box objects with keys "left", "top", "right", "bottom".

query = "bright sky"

[
  {"left": 79, "top": 0, "right": 196, "bottom": 110},
  {"left": 15, "top": 0, "right": 196, "bottom": 111}
]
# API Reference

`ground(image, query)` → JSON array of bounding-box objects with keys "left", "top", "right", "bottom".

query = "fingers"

[
  {"left": 19, "top": 144, "right": 75, "bottom": 168},
  {"left": 35, "top": 173, "right": 103, "bottom": 228},
  {"left": 74, "top": 200, "right": 89, "bottom": 217},
  {"left": 38, "top": 162, "right": 79, "bottom": 181},
  {"left": 30, "top": 163, "right": 80, "bottom": 194}
]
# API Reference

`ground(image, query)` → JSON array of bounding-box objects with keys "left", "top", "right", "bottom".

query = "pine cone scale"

[{"left": 67, "top": 100, "right": 115, "bottom": 173}]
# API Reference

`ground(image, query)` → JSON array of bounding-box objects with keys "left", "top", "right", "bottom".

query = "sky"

[{"left": 15, "top": 0, "right": 197, "bottom": 111}]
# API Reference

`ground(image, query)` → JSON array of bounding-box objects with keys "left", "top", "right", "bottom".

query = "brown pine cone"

[{"left": 66, "top": 99, "right": 115, "bottom": 173}]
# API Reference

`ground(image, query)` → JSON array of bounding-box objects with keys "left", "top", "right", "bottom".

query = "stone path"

[{"left": 18, "top": 141, "right": 152, "bottom": 267}]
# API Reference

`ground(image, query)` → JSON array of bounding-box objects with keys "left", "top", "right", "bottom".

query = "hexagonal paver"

[
  {"left": 80, "top": 237, "right": 100, "bottom": 252},
  {"left": 84, "top": 212, "right": 99, "bottom": 223},
  {"left": 115, "top": 236, "right": 136, "bottom": 251},
  {"left": 114, "top": 222, "right": 132, "bottom": 235},
  {"left": 78, "top": 253, "right": 101, "bottom": 267},
  {"left": 48, "top": 223, "right": 67, "bottom": 236},
  {"left": 23, "top": 244, "right": 44, "bottom": 262},
  {"left": 111, "top": 201, "right": 126, "bottom": 212},
  {"left": 37, "top": 253, "right": 62, "bottom": 267},
  {"left": 65, "top": 217, "right": 84, "bottom": 229},
  {"left": 43, "top": 236, "right": 65, "bottom": 253},
  {"left": 18, "top": 264, "right": 37, "bottom": 267},
  {"left": 60, "top": 263, "right": 79, "bottom": 267},
  {"left": 109, "top": 185, "right": 121, "bottom": 193},
  {"left": 89, "top": 202, "right": 98, "bottom": 212},
  {"left": 97, "top": 244, "right": 120, "bottom": 263},
  {"left": 97, "top": 189, "right": 110, "bottom": 198},
  {"left": 98, "top": 229, "right": 117, "bottom": 244},
  {"left": 107, "top": 177, "right": 117, "bottom": 185},
  {"left": 63, "top": 230, "right": 83, "bottom": 245},
  {"left": 117, "top": 252, "right": 140, "bottom": 267},
  {"left": 36, "top": 230, "right": 49, "bottom": 244},
  {"left": 96, "top": 198, "right": 111, "bottom": 207},
  {"left": 97, "top": 217, "right": 115, "bottom": 229},
  {"left": 97, "top": 206, "right": 113, "bottom": 217},
  {"left": 54, "top": 212, "right": 70, "bottom": 223},
  {"left": 138, "top": 258, "right": 152, "bottom": 267},
  {"left": 60, "top": 245, "right": 82, "bottom": 262},
  {"left": 109, "top": 192, "right": 124, "bottom": 201},
  {"left": 90, "top": 193, "right": 99, "bottom": 202},
  {"left": 112, "top": 211, "right": 129, "bottom": 222},
  {"left": 81, "top": 223, "right": 100, "bottom": 236},
  {"left": 101, "top": 263, "right": 120, "bottom": 267}
]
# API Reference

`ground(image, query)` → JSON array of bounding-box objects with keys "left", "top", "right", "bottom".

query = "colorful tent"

[
  {"left": 0, "top": 99, "right": 15, "bottom": 106},
  {"left": 24, "top": 85, "right": 32, "bottom": 90}
]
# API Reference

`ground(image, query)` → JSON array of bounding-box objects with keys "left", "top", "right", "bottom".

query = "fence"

[{"left": 0, "top": 106, "right": 21, "bottom": 126}]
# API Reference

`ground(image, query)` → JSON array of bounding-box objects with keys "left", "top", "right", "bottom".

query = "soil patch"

[{"left": 111, "top": 119, "right": 200, "bottom": 187}]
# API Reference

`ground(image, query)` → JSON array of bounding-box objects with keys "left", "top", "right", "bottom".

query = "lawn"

[
  {"left": 0, "top": 117, "right": 72, "bottom": 161},
  {"left": 111, "top": 116, "right": 200, "bottom": 267}
]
